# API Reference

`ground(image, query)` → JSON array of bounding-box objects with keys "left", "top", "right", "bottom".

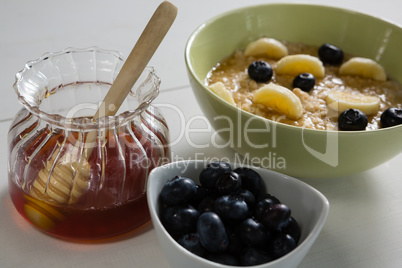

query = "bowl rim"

[
  {"left": 147, "top": 160, "right": 330, "bottom": 267},
  {"left": 184, "top": 2, "right": 402, "bottom": 134}
]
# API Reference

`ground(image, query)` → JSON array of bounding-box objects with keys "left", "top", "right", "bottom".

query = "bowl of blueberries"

[
  {"left": 147, "top": 160, "right": 329, "bottom": 267},
  {"left": 185, "top": 3, "right": 402, "bottom": 178}
]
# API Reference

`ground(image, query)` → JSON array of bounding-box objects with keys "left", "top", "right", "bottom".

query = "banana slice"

[
  {"left": 339, "top": 57, "right": 386, "bottom": 81},
  {"left": 208, "top": 82, "right": 236, "bottom": 105},
  {"left": 326, "top": 91, "right": 380, "bottom": 115},
  {"left": 253, "top": 83, "right": 303, "bottom": 120},
  {"left": 276, "top": 54, "right": 325, "bottom": 78},
  {"left": 244, "top": 37, "right": 288, "bottom": 59}
]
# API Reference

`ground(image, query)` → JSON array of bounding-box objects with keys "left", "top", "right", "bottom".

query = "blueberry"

[
  {"left": 318, "top": 43, "right": 344, "bottom": 65},
  {"left": 338, "top": 109, "right": 368, "bottom": 131},
  {"left": 258, "top": 193, "right": 281, "bottom": 204},
  {"left": 236, "top": 189, "right": 256, "bottom": 211},
  {"left": 226, "top": 230, "right": 245, "bottom": 255},
  {"left": 215, "top": 171, "right": 242, "bottom": 195},
  {"left": 240, "top": 247, "right": 273, "bottom": 266},
  {"left": 284, "top": 216, "right": 301, "bottom": 244},
  {"left": 214, "top": 195, "right": 249, "bottom": 222},
  {"left": 248, "top": 61, "right": 273, "bottom": 83},
  {"left": 234, "top": 167, "right": 266, "bottom": 198},
  {"left": 198, "top": 195, "right": 216, "bottom": 213},
  {"left": 271, "top": 233, "right": 297, "bottom": 259},
  {"left": 292, "top": 73, "right": 316, "bottom": 92},
  {"left": 197, "top": 212, "right": 229, "bottom": 252},
  {"left": 206, "top": 253, "right": 240, "bottom": 266},
  {"left": 160, "top": 176, "right": 197, "bottom": 206},
  {"left": 190, "top": 184, "right": 209, "bottom": 208},
  {"left": 160, "top": 204, "right": 200, "bottom": 236},
  {"left": 253, "top": 198, "right": 274, "bottom": 222},
  {"left": 199, "top": 162, "right": 231, "bottom": 189},
  {"left": 238, "top": 218, "right": 268, "bottom": 247},
  {"left": 381, "top": 107, "right": 402, "bottom": 128},
  {"left": 177, "top": 233, "right": 205, "bottom": 257},
  {"left": 262, "top": 203, "right": 291, "bottom": 231}
]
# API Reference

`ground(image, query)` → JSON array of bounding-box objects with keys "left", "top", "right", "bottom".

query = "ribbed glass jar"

[{"left": 8, "top": 47, "right": 170, "bottom": 240}]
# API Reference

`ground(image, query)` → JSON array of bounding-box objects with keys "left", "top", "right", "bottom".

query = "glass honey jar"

[{"left": 8, "top": 47, "right": 170, "bottom": 240}]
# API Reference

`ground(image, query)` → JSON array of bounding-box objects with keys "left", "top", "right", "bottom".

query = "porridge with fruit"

[{"left": 205, "top": 37, "right": 402, "bottom": 131}]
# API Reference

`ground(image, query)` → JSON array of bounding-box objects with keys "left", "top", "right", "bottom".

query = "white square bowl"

[{"left": 147, "top": 160, "right": 329, "bottom": 267}]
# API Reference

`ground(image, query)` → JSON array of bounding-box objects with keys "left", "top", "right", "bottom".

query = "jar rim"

[{"left": 13, "top": 47, "right": 161, "bottom": 130}]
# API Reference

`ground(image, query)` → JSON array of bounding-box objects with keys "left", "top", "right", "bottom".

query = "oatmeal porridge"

[{"left": 205, "top": 38, "right": 402, "bottom": 130}]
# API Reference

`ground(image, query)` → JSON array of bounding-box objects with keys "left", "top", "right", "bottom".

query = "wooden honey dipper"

[{"left": 29, "top": 1, "right": 178, "bottom": 207}]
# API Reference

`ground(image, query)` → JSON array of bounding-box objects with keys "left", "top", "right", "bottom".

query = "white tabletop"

[{"left": 1, "top": 0, "right": 402, "bottom": 267}]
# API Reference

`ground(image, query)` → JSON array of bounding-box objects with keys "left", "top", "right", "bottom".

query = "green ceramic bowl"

[{"left": 185, "top": 3, "right": 402, "bottom": 178}]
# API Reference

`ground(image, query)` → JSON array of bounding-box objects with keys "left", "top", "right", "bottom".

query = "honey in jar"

[{"left": 8, "top": 48, "right": 170, "bottom": 240}]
